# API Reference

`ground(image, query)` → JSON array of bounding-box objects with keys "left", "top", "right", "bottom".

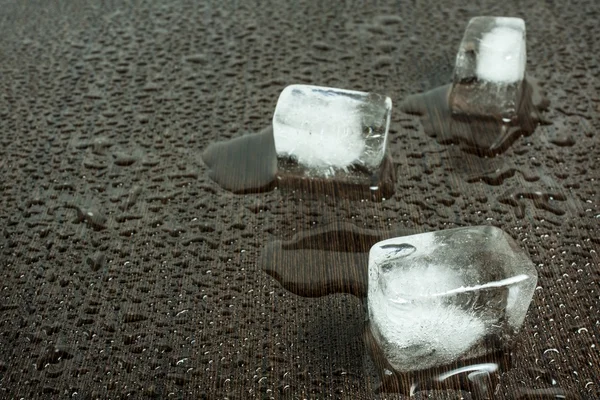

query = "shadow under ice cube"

[
  {"left": 273, "top": 85, "right": 393, "bottom": 199},
  {"left": 449, "top": 17, "right": 526, "bottom": 122},
  {"left": 367, "top": 226, "right": 537, "bottom": 373}
]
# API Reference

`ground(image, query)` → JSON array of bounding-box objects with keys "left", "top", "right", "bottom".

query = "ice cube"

[
  {"left": 449, "top": 17, "right": 527, "bottom": 121},
  {"left": 272, "top": 85, "right": 392, "bottom": 197},
  {"left": 367, "top": 226, "right": 537, "bottom": 372},
  {"left": 272, "top": 84, "right": 394, "bottom": 199}
]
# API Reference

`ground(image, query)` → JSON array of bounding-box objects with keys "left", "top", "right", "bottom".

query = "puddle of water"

[
  {"left": 399, "top": 76, "right": 551, "bottom": 156},
  {"left": 260, "top": 222, "right": 414, "bottom": 298},
  {"left": 202, "top": 126, "right": 395, "bottom": 200},
  {"left": 201, "top": 126, "right": 278, "bottom": 194}
]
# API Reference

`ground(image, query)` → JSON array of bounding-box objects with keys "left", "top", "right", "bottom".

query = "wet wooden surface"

[{"left": 0, "top": 1, "right": 598, "bottom": 398}]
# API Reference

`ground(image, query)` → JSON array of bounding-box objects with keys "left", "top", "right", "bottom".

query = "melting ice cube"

[
  {"left": 273, "top": 85, "right": 392, "bottom": 177},
  {"left": 449, "top": 17, "right": 527, "bottom": 121},
  {"left": 367, "top": 226, "right": 537, "bottom": 372},
  {"left": 272, "top": 84, "right": 394, "bottom": 199}
]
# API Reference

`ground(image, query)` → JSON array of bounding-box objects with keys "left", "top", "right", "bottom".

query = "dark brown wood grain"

[{"left": 0, "top": 1, "right": 598, "bottom": 398}]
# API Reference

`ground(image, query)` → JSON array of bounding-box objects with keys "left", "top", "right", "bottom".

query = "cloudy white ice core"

[
  {"left": 273, "top": 89, "right": 365, "bottom": 173},
  {"left": 372, "top": 264, "right": 486, "bottom": 369},
  {"left": 476, "top": 25, "right": 526, "bottom": 83}
]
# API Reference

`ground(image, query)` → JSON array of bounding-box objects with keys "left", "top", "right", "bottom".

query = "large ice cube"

[
  {"left": 273, "top": 84, "right": 391, "bottom": 177},
  {"left": 449, "top": 17, "right": 527, "bottom": 121},
  {"left": 367, "top": 226, "right": 537, "bottom": 372}
]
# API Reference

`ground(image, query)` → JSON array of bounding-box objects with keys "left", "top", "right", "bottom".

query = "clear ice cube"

[
  {"left": 273, "top": 84, "right": 392, "bottom": 178},
  {"left": 367, "top": 226, "right": 537, "bottom": 372},
  {"left": 449, "top": 17, "right": 527, "bottom": 121}
]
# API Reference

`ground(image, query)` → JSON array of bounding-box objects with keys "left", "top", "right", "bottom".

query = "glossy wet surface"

[
  {"left": 202, "top": 127, "right": 278, "bottom": 193},
  {"left": 260, "top": 223, "right": 414, "bottom": 298},
  {"left": 203, "top": 127, "right": 396, "bottom": 200},
  {"left": 1, "top": 0, "right": 599, "bottom": 398},
  {"left": 399, "top": 77, "right": 550, "bottom": 155}
]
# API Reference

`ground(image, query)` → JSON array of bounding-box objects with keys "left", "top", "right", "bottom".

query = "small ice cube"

[
  {"left": 367, "top": 226, "right": 537, "bottom": 372},
  {"left": 273, "top": 85, "right": 392, "bottom": 177},
  {"left": 450, "top": 17, "right": 527, "bottom": 120}
]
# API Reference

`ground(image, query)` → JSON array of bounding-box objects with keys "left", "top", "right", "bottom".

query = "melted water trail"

[
  {"left": 260, "top": 223, "right": 414, "bottom": 298},
  {"left": 399, "top": 76, "right": 550, "bottom": 156},
  {"left": 202, "top": 127, "right": 277, "bottom": 193}
]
